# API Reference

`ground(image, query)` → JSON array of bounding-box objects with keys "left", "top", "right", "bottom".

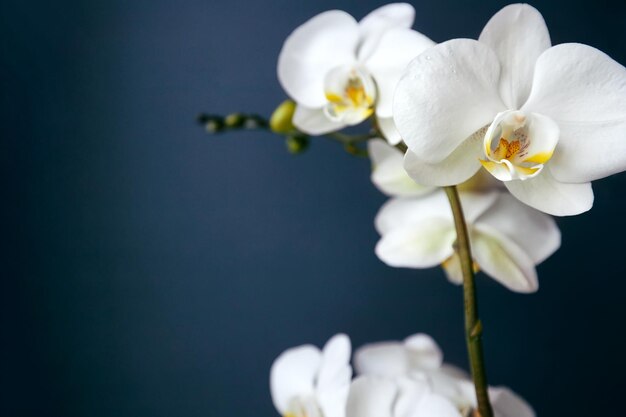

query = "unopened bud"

[
  {"left": 270, "top": 100, "right": 297, "bottom": 134},
  {"left": 285, "top": 135, "right": 309, "bottom": 154},
  {"left": 224, "top": 113, "right": 245, "bottom": 128},
  {"left": 205, "top": 118, "right": 224, "bottom": 133}
]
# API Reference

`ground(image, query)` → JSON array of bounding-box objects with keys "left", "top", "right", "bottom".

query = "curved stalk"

[
  {"left": 444, "top": 186, "right": 493, "bottom": 417},
  {"left": 197, "top": 112, "right": 375, "bottom": 156}
]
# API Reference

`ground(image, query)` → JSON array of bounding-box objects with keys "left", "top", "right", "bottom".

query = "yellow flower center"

[
  {"left": 494, "top": 138, "right": 521, "bottom": 160},
  {"left": 479, "top": 110, "right": 559, "bottom": 182},
  {"left": 323, "top": 66, "right": 376, "bottom": 125}
]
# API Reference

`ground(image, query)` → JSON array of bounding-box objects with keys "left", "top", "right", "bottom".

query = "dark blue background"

[{"left": 3, "top": 0, "right": 626, "bottom": 415}]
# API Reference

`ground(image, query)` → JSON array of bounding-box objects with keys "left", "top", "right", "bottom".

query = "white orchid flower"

[
  {"left": 374, "top": 190, "right": 560, "bottom": 293},
  {"left": 270, "top": 334, "right": 352, "bottom": 417},
  {"left": 354, "top": 334, "right": 475, "bottom": 408},
  {"left": 393, "top": 3, "right": 626, "bottom": 215},
  {"left": 368, "top": 139, "right": 435, "bottom": 196},
  {"left": 278, "top": 3, "right": 434, "bottom": 144},
  {"left": 354, "top": 334, "right": 535, "bottom": 417},
  {"left": 347, "top": 375, "right": 462, "bottom": 417}
]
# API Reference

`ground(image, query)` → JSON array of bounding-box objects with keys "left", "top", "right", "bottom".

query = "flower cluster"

[
  {"left": 206, "top": 2, "right": 626, "bottom": 416},
  {"left": 275, "top": 2, "right": 626, "bottom": 292},
  {"left": 368, "top": 139, "right": 560, "bottom": 293},
  {"left": 271, "top": 334, "right": 534, "bottom": 417}
]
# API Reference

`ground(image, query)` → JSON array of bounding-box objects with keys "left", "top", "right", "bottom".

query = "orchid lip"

[
  {"left": 479, "top": 110, "right": 559, "bottom": 182},
  {"left": 323, "top": 65, "right": 377, "bottom": 125}
]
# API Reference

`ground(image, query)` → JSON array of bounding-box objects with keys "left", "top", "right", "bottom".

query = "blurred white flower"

[
  {"left": 278, "top": 3, "right": 434, "bottom": 143},
  {"left": 270, "top": 334, "right": 352, "bottom": 417},
  {"left": 374, "top": 190, "right": 560, "bottom": 293},
  {"left": 354, "top": 334, "right": 535, "bottom": 417},
  {"left": 393, "top": 3, "right": 626, "bottom": 215}
]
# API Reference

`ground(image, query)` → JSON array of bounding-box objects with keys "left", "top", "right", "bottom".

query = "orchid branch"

[
  {"left": 444, "top": 185, "right": 493, "bottom": 417},
  {"left": 196, "top": 111, "right": 374, "bottom": 156}
]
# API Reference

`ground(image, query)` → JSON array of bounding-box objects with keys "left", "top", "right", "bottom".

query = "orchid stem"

[
  {"left": 197, "top": 112, "right": 374, "bottom": 157},
  {"left": 444, "top": 185, "right": 493, "bottom": 417}
]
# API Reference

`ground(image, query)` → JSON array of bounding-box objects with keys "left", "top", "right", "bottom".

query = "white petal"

[
  {"left": 319, "top": 346, "right": 352, "bottom": 401},
  {"left": 278, "top": 11, "right": 359, "bottom": 108},
  {"left": 441, "top": 253, "right": 463, "bottom": 286},
  {"left": 412, "top": 394, "right": 463, "bottom": 417},
  {"left": 394, "top": 377, "right": 430, "bottom": 417},
  {"left": 293, "top": 105, "right": 346, "bottom": 135},
  {"left": 364, "top": 28, "right": 435, "bottom": 118},
  {"left": 357, "top": 3, "right": 415, "bottom": 61},
  {"left": 346, "top": 377, "right": 397, "bottom": 417},
  {"left": 317, "top": 367, "right": 351, "bottom": 417},
  {"left": 393, "top": 39, "right": 505, "bottom": 164},
  {"left": 458, "top": 192, "right": 501, "bottom": 223},
  {"left": 270, "top": 345, "right": 322, "bottom": 414},
  {"left": 423, "top": 368, "right": 472, "bottom": 409},
  {"left": 504, "top": 168, "right": 594, "bottom": 216},
  {"left": 354, "top": 341, "right": 408, "bottom": 377},
  {"left": 490, "top": 387, "right": 536, "bottom": 417},
  {"left": 456, "top": 380, "right": 480, "bottom": 410},
  {"left": 551, "top": 119, "right": 626, "bottom": 183},
  {"left": 368, "top": 139, "right": 434, "bottom": 197},
  {"left": 317, "top": 334, "right": 352, "bottom": 390},
  {"left": 438, "top": 364, "right": 470, "bottom": 381},
  {"left": 475, "top": 193, "right": 560, "bottom": 264},
  {"left": 374, "top": 194, "right": 450, "bottom": 235},
  {"left": 374, "top": 192, "right": 498, "bottom": 235},
  {"left": 404, "top": 333, "right": 443, "bottom": 370},
  {"left": 375, "top": 218, "right": 456, "bottom": 268},
  {"left": 377, "top": 116, "right": 403, "bottom": 145},
  {"left": 403, "top": 130, "right": 483, "bottom": 187},
  {"left": 471, "top": 225, "right": 538, "bottom": 293},
  {"left": 368, "top": 138, "right": 401, "bottom": 166},
  {"left": 522, "top": 43, "right": 626, "bottom": 182},
  {"left": 479, "top": 4, "right": 551, "bottom": 109}
]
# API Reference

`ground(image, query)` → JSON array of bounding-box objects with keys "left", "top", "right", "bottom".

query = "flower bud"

[
  {"left": 270, "top": 100, "right": 296, "bottom": 134},
  {"left": 204, "top": 118, "right": 224, "bottom": 133},
  {"left": 224, "top": 113, "right": 245, "bottom": 128},
  {"left": 285, "top": 135, "right": 309, "bottom": 154}
]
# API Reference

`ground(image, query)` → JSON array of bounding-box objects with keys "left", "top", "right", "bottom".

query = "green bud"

[
  {"left": 205, "top": 118, "right": 224, "bottom": 134},
  {"left": 285, "top": 135, "right": 309, "bottom": 154},
  {"left": 224, "top": 113, "right": 245, "bottom": 128},
  {"left": 270, "top": 100, "right": 297, "bottom": 134}
]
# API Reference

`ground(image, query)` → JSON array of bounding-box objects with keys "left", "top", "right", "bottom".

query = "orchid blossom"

[
  {"left": 375, "top": 190, "right": 560, "bottom": 292},
  {"left": 270, "top": 334, "right": 352, "bottom": 417},
  {"left": 277, "top": 3, "right": 434, "bottom": 144},
  {"left": 354, "top": 334, "right": 535, "bottom": 417},
  {"left": 393, "top": 4, "right": 626, "bottom": 215}
]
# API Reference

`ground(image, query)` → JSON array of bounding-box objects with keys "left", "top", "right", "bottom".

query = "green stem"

[
  {"left": 197, "top": 112, "right": 376, "bottom": 156},
  {"left": 444, "top": 186, "right": 493, "bottom": 417},
  {"left": 326, "top": 132, "right": 374, "bottom": 144}
]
